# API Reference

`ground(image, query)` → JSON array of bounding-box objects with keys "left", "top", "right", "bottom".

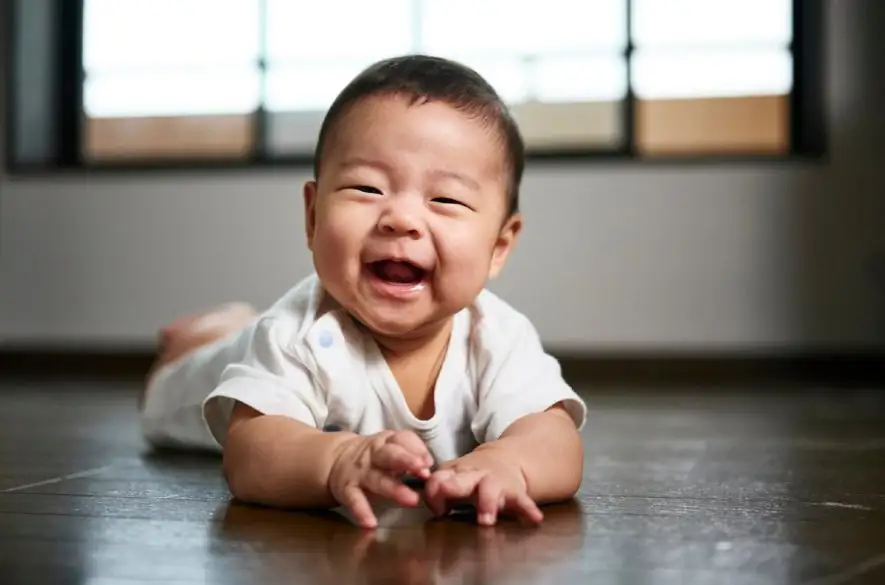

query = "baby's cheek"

[
  {"left": 439, "top": 242, "right": 496, "bottom": 294},
  {"left": 316, "top": 223, "right": 359, "bottom": 259},
  {"left": 317, "top": 204, "right": 371, "bottom": 245},
  {"left": 311, "top": 231, "right": 358, "bottom": 294}
]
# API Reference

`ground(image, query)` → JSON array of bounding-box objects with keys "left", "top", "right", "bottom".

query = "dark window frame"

[{"left": 4, "top": 0, "right": 826, "bottom": 175}]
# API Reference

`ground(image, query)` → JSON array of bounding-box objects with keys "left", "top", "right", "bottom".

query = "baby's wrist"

[
  {"left": 324, "top": 432, "right": 363, "bottom": 485},
  {"left": 469, "top": 443, "right": 529, "bottom": 491}
]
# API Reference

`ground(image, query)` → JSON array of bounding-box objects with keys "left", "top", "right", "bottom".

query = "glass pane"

[
  {"left": 631, "top": 48, "right": 793, "bottom": 100},
  {"left": 265, "top": 62, "right": 375, "bottom": 112},
  {"left": 266, "top": 0, "right": 413, "bottom": 62},
  {"left": 456, "top": 59, "right": 531, "bottom": 104},
  {"left": 421, "top": 0, "right": 626, "bottom": 56},
  {"left": 533, "top": 55, "right": 627, "bottom": 102},
  {"left": 632, "top": 0, "right": 792, "bottom": 48},
  {"left": 83, "top": 0, "right": 259, "bottom": 71},
  {"left": 84, "top": 70, "right": 261, "bottom": 117},
  {"left": 84, "top": 115, "right": 254, "bottom": 160},
  {"left": 514, "top": 101, "right": 623, "bottom": 149},
  {"left": 267, "top": 111, "right": 325, "bottom": 155},
  {"left": 636, "top": 95, "right": 789, "bottom": 155}
]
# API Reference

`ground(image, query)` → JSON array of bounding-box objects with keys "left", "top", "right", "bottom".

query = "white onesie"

[{"left": 140, "top": 273, "right": 587, "bottom": 465}]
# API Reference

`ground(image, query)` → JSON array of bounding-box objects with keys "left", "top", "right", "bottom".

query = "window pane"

[
  {"left": 83, "top": 0, "right": 259, "bottom": 71},
  {"left": 636, "top": 96, "right": 788, "bottom": 155},
  {"left": 460, "top": 56, "right": 627, "bottom": 105},
  {"left": 421, "top": 0, "right": 626, "bottom": 56},
  {"left": 266, "top": 0, "right": 413, "bottom": 62},
  {"left": 533, "top": 56, "right": 627, "bottom": 102},
  {"left": 265, "top": 62, "right": 375, "bottom": 112},
  {"left": 631, "top": 48, "right": 793, "bottom": 100},
  {"left": 457, "top": 59, "right": 531, "bottom": 104},
  {"left": 514, "top": 101, "right": 623, "bottom": 149},
  {"left": 267, "top": 111, "right": 325, "bottom": 155},
  {"left": 84, "top": 115, "right": 254, "bottom": 161},
  {"left": 632, "top": 0, "right": 792, "bottom": 48},
  {"left": 84, "top": 70, "right": 261, "bottom": 117}
]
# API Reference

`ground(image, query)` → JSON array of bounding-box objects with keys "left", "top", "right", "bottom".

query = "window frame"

[{"left": 3, "top": 0, "right": 826, "bottom": 175}]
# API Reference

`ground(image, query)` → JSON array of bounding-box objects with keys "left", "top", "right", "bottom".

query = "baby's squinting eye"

[
  {"left": 353, "top": 185, "right": 383, "bottom": 195},
  {"left": 432, "top": 197, "right": 468, "bottom": 207}
]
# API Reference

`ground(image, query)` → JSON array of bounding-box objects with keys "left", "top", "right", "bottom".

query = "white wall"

[{"left": 1, "top": 1, "right": 884, "bottom": 352}]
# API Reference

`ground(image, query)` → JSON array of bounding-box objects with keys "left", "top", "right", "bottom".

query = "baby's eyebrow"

[
  {"left": 429, "top": 169, "right": 480, "bottom": 191},
  {"left": 337, "top": 157, "right": 392, "bottom": 174}
]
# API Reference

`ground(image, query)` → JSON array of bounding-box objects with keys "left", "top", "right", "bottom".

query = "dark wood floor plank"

[{"left": 1, "top": 378, "right": 884, "bottom": 584}]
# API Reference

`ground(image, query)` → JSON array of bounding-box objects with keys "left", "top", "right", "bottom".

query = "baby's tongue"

[{"left": 374, "top": 260, "right": 423, "bottom": 284}]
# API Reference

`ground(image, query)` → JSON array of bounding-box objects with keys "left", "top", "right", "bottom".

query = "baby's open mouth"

[{"left": 368, "top": 260, "right": 428, "bottom": 286}]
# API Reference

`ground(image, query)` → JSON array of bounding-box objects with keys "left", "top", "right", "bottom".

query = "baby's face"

[{"left": 303, "top": 94, "right": 521, "bottom": 340}]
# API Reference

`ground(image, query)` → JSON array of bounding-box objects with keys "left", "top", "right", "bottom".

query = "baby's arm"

[
  {"left": 470, "top": 402, "right": 584, "bottom": 504},
  {"left": 424, "top": 403, "right": 582, "bottom": 524},
  {"left": 222, "top": 402, "right": 354, "bottom": 509},
  {"left": 203, "top": 316, "right": 433, "bottom": 526},
  {"left": 424, "top": 314, "right": 586, "bottom": 524},
  {"left": 223, "top": 403, "right": 433, "bottom": 526}
]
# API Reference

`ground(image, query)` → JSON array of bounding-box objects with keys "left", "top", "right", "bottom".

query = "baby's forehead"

[
  {"left": 323, "top": 95, "right": 509, "bottom": 174},
  {"left": 337, "top": 94, "right": 495, "bottom": 136}
]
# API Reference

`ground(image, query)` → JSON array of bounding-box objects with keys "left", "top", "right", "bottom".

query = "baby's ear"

[
  {"left": 303, "top": 180, "right": 319, "bottom": 250},
  {"left": 488, "top": 212, "right": 522, "bottom": 279}
]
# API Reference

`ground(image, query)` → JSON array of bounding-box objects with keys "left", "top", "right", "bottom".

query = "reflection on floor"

[{"left": 0, "top": 375, "right": 883, "bottom": 585}]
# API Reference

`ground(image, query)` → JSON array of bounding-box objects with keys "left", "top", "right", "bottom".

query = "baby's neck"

[
  {"left": 371, "top": 317, "right": 454, "bottom": 360},
  {"left": 371, "top": 318, "right": 454, "bottom": 421}
]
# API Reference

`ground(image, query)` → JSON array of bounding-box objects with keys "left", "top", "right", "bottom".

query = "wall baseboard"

[
  {"left": 0, "top": 347, "right": 156, "bottom": 381},
  {"left": 556, "top": 351, "right": 885, "bottom": 388},
  {"left": 0, "top": 347, "right": 882, "bottom": 388}
]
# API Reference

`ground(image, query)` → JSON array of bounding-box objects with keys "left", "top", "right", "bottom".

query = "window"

[
  {"left": 5, "top": 0, "right": 824, "bottom": 171},
  {"left": 631, "top": 0, "right": 794, "bottom": 155}
]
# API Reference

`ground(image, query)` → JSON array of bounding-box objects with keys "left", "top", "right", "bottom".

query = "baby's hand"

[
  {"left": 328, "top": 430, "right": 434, "bottom": 528},
  {"left": 424, "top": 450, "right": 543, "bottom": 526}
]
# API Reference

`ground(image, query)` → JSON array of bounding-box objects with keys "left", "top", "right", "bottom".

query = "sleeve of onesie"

[
  {"left": 471, "top": 315, "right": 587, "bottom": 444},
  {"left": 202, "top": 315, "right": 326, "bottom": 447}
]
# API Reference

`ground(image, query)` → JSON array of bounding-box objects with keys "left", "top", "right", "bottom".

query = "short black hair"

[{"left": 312, "top": 54, "right": 524, "bottom": 216}]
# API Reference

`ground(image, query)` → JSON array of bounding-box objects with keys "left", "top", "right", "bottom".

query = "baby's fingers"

[
  {"left": 475, "top": 476, "right": 503, "bottom": 526},
  {"left": 340, "top": 484, "right": 378, "bottom": 529},
  {"left": 423, "top": 469, "right": 455, "bottom": 517},
  {"left": 503, "top": 491, "right": 544, "bottom": 525},
  {"left": 363, "top": 469, "right": 421, "bottom": 508},
  {"left": 372, "top": 443, "right": 429, "bottom": 477},
  {"left": 437, "top": 469, "right": 486, "bottom": 500},
  {"left": 425, "top": 469, "right": 485, "bottom": 517},
  {"left": 386, "top": 431, "right": 434, "bottom": 470}
]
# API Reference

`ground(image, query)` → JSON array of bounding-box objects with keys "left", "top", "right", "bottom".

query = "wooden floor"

[{"left": 1, "top": 376, "right": 884, "bottom": 584}]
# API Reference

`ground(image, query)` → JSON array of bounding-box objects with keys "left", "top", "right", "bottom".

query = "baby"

[{"left": 140, "top": 54, "right": 587, "bottom": 529}]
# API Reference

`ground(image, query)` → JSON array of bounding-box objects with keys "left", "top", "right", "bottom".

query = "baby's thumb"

[{"left": 390, "top": 430, "right": 434, "bottom": 466}]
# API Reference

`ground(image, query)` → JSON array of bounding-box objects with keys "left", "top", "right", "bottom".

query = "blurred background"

[{"left": 0, "top": 0, "right": 882, "bottom": 362}]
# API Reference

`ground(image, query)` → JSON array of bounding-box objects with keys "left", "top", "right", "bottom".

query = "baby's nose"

[{"left": 378, "top": 206, "right": 423, "bottom": 237}]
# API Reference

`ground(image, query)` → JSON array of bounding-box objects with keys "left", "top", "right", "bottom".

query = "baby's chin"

[
  {"left": 349, "top": 305, "right": 451, "bottom": 343},
  {"left": 356, "top": 312, "right": 437, "bottom": 339}
]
